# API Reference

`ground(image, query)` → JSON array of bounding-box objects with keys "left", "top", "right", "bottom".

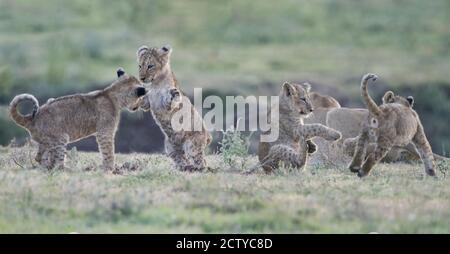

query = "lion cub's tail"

[
  {"left": 9, "top": 94, "right": 39, "bottom": 128},
  {"left": 361, "top": 73, "right": 382, "bottom": 117}
]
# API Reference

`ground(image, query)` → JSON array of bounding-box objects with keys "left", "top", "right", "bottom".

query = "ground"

[{"left": 0, "top": 145, "right": 449, "bottom": 233}]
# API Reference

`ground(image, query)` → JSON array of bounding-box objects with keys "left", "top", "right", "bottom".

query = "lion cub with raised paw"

[
  {"left": 9, "top": 68, "right": 146, "bottom": 171},
  {"left": 258, "top": 82, "right": 342, "bottom": 173},
  {"left": 348, "top": 73, "right": 436, "bottom": 177},
  {"left": 136, "top": 45, "right": 211, "bottom": 172}
]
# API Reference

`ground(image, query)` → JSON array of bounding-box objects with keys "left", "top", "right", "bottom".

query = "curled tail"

[
  {"left": 361, "top": 73, "right": 382, "bottom": 117},
  {"left": 9, "top": 94, "right": 39, "bottom": 128}
]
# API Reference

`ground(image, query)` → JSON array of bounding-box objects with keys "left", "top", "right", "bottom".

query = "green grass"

[
  {"left": 0, "top": 0, "right": 449, "bottom": 100},
  {"left": 0, "top": 2, "right": 449, "bottom": 232},
  {"left": 1, "top": 145, "right": 449, "bottom": 233}
]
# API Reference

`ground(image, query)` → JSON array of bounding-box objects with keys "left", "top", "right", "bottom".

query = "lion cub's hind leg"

[
  {"left": 184, "top": 139, "right": 207, "bottom": 171},
  {"left": 262, "top": 144, "right": 308, "bottom": 173},
  {"left": 35, "top": 143, "right": 47, "bottom": 164},
  {"left": 191, "top": 150, "right": 207, "bottom": 171},
  {"left": 165, "top": 141, "right": 191, "bottom": 171},
  {"left": 37, "top": 135, "right": 68, "bottom": 170},
  {"left": 48, "top": 134, "right": 69, "bottom": 170},
  {"left": 412, "top": 125, "right": 436, "bottom": 176}
]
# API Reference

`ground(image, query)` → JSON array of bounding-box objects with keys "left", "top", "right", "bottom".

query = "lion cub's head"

[
  {"left": 369, "top": 91, "right": 415, "bottom": 130},
  {"left": 136, "top": 45, "right": 172, "bottom": 83},
  {"left": 382, "top": 90, "right": 414, "bottom": 108},
  {"left": 279, "top": 82, "right": 314, "bottom": 119},
  {"left": 108, "top": 68, "right": 147, "bottom": 112}
]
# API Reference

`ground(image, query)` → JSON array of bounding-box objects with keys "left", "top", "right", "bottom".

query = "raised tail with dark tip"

[
  {"left": 361, "top": 73, "right": 382, "bottom": 117},
  {"left": 9, "top": 93, "right": 39, "bottom": 128}
]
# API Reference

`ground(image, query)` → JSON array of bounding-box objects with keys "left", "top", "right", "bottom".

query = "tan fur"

[
  {"left": 137, "top": 45, "right": 211, "bottom": 171},
  {"left": 9, "top": 68, "right": 146, "bottom": 171},
  {"left": 257, "top": 82, "right": 341, "bottom": 173},
  {"left": 348, "top": 73, "right": 436, "bottom": 177},
  {"left": 309, "top": 91, "right": 341, "bottom": 109},
  {"left": 303, "top": 91, "right": 341, "bottom": 164},
  {"left": 326, "top": 91, "right": 422, "bottom": 162}
]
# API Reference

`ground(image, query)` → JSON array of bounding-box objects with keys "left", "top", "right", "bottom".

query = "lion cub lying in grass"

[
  {"left": 9, "top": 68, "right": 146, "bottom": 171},
  {"left": 258, "top": 82, "right": 342, "bottom": 173},
  {"left": 349, "top": 73, "right": 436, "bottom": 177}
]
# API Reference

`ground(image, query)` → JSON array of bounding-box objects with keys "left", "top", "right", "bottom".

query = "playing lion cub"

[
  {"left": 136, "top": 45, "right": 211, "bottom": 172},
  {"left": 348, "top": 73, "right": 436, "bottom": 177},
  {"left": 257, "top": 82, "right": 342, "bottom": 173},
  {"left": 10, "top": 68, "right": 146, "bottom": 171}
]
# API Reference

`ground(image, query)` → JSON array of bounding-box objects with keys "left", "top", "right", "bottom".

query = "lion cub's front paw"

[
  {"left": 425, "top": 167, "right": 436, "bottom": 177},
  {"left": 165, "top": 88, "right": 182, "bottom": 110},
  {"left": 348, "top": 163, "right": 360, "bottom": 173},
  {"left": 327, "top": 130, "right": 342, "bottom": 141},
  {"left": 170, "top": 88, "right": 181, "bottom": 102},
  {"left": 138, "top": 98, "right": 151, "bottom": 111},
  {"left": 357, "top": 170, "right": 369, "bottom": 178}
]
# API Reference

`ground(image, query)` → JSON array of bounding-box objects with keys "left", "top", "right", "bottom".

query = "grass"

[
  {"left": 0, "top": 0, "right": 449, "bottom": 100},
  {"left": 1, "top": 1, "right": 449, "bottom": 233},
  {"left": 1, "top": 144, "right": 449, "bottom": 233}
]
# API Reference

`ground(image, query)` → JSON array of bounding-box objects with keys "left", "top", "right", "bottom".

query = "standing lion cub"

[
  {"left": 349, "top": 73, "right": 436, "bottom": 177},
  {"left": 9, "top": 68, "right": 146, "bottom": 171},
  {"left": 136, "top": 45, "right": 211, "bottom": 172}
]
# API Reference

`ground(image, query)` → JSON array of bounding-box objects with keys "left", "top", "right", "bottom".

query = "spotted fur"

[
  {"left": 348, "top": 73, "right": 436, "bottom": 177},
  {"left": 137, "top": 45, "right": 211, "bottom": 171},
  {"left": 9, "top": 68, "right": 146, "bottom": 171},
  {"left": 257, "top": 82, "right": 342, "bottom": 173}
]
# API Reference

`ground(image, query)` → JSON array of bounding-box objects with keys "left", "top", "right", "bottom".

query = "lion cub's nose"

[{"left": 137, "top": 87, "right": 146, "bottom": 97}]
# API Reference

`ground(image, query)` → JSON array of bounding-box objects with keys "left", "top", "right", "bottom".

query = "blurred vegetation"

[{"left": 0, "top": 0, "right": 449, "bottom": 154}]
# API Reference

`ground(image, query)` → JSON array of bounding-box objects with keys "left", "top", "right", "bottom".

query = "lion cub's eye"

[
  {"left": 148, "top": 64, "right": 155, "bottom": 70},
  {"left": 139, "top": 65, "right": 142, "bottom": 69},
  {"left": 300, "top": 97, "right": 306, "bottom": 101}
]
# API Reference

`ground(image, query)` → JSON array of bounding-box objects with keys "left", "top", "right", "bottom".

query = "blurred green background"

[{"left": 0, "top": 0, "right": 449, "bottom": 155}]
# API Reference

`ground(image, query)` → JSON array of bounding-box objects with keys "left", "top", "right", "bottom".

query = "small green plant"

[
  {"left": 218, "top": 119, "right": 253, "bottom": 171},
  {"left": 437, "top": 159, "right": 450, "bottom": 178}
]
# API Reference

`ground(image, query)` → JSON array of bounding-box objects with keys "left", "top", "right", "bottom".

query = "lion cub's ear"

[
  {"left": 116, "top": 67, "right": 126, "bottom": 78},
  {"left": 282, "top": 82, "right": 296, "bottom": 97},
  {"left": 407, "top": 96, "right": 414, "bottom": 107},
  {"left": 382, "top": 91, "right": 395, "bottom": 104},
  {"left": 160, "top": 45, "right": 172, "bottom": 55},
  {"left": 301, "top": 82, "right": 311, "bottom": 93},
  {"left": 137, "top": 45, "right": 149, "bottom": 59}
]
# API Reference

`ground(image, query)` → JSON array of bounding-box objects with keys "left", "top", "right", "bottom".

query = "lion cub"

[
  {"left": 348, "top": 73, "right": 436, "bottom": 177},
  {"left": 258, "top": 82, "right": 342, "bottom": 173},
  {"left": 342, "top": 90, "right": 420, "bottom": 161},
  {"left": 9, "top": 68, "right": 146, "bottom": 171},
  {"left": 136, "top": 45, "right": 211, "bottom": 172}
]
